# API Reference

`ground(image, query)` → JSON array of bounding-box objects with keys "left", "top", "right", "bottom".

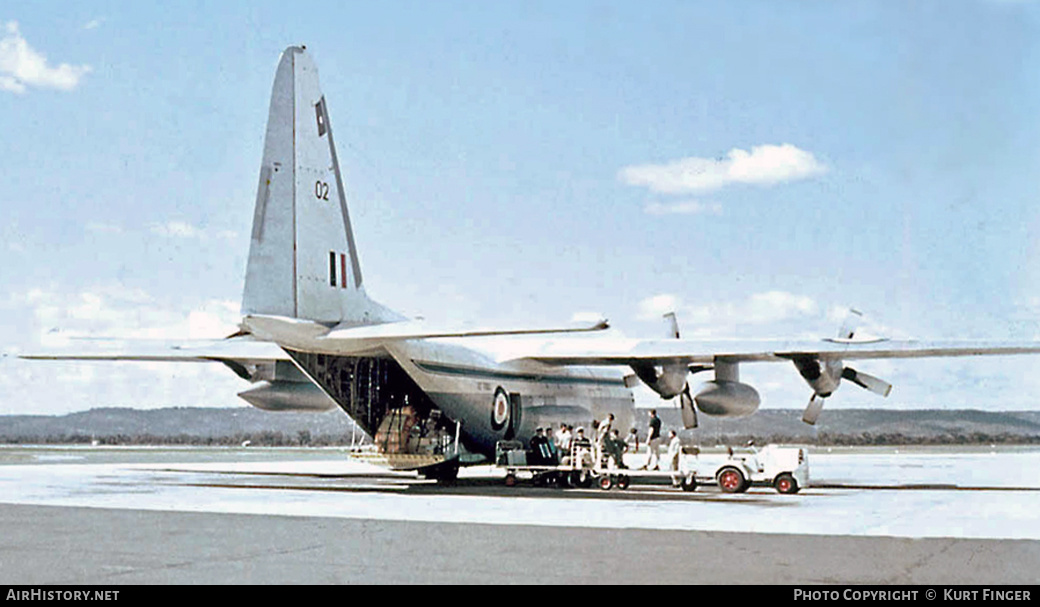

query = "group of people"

[
  {"left": 528, "top": 423, "right": 595, "bottom": 466},
  {"left": 527, "top": 409, "right": 683, "bottom": 473}
]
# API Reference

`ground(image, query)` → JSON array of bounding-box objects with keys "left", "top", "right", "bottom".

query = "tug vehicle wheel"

[
  {"left": 774, "top": 472, "right": 800, "bottom": 494},
  {"left": 717, "top": 467, "right": 746, "bottom": 494}
]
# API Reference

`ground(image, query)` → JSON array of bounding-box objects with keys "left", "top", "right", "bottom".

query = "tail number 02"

[{"left": 315, "top": 181, "right": 330, "bottom": 201}]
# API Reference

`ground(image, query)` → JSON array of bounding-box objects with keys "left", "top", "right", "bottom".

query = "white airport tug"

[
  {"left": 707, "top": 443, "right": 809, "bottom": 494},
  {"left": 494, "top": 440, "right": 808, "bottom": 494}
]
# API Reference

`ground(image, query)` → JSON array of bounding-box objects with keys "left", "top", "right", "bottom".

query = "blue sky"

[{"left": 2, "top": 1, "right": 1040, "bottom": 415}]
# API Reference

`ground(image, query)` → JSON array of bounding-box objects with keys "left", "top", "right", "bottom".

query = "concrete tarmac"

[
  {"left": 2, "top": 447, "right": 1039, "bottom": 585},
  {"left": 1, "top": 502, "right": 1038, "bottom": 585}
]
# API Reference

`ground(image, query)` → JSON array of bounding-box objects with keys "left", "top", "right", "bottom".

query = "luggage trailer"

[
  {"left": 494, "top": 440, "right": 701, "bottom": 492},
  {"left": 493, "top": 441, "right": 808, "bottom": 494}
]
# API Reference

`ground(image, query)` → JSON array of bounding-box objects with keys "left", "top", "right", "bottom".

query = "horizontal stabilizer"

[{"left": 20, "top": 336, "right": 288, "bottom": 364}]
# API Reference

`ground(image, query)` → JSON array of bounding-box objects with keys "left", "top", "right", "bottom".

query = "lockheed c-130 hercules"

[{"left": 25, "top": 46, "right": 1040, "bottom": 479}]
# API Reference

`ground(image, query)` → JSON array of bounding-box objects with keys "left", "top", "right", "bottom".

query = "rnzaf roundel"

[{"left": 491, "top": 386, "right": 509, "bottom": 431}]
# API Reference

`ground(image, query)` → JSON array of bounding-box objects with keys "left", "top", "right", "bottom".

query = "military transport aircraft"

[{"left": 24, "top": 46, "right": 1040, "bottom": 479}]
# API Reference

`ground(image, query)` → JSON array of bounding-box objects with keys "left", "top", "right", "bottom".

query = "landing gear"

[
  {"left": 422, "top": 460, "right": 459, "bottom": 485},
  {"left": 680, "top": 474, "right": 697, "bottom": 492}
]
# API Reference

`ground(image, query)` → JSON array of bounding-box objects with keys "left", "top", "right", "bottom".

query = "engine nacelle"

[
  {"left": 237, "top": 380, "right": 338, "bottom": 412},
  {"left": 630, "top": 362, "right": 688, "bottom": 399},
  {"left": 693, "top": 380, "right": 761, "bottom": 418},
  {"left": 792, "top": 356, "right": 843, "bottom": 397}
]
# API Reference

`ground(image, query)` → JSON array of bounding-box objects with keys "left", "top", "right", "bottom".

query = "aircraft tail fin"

[{"left": 243, "top": 46, "right": 401, "bottom": 326}]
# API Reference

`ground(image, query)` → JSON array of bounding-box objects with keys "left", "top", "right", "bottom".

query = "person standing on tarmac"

[
  {"left": 529, "top": 428, "right": 546, "bottom": 465},
  {"left": 607, "top": 428, "right": 627, "bottom": 469},
  {"left": 667, "top": 430, "right": 683, "bottom": 486},
  {"left": 571, "top": 427, "right": 593, "bottom": 467},
  {"left": 596, "top": 413, "right": 614, "bottom": 466},
  {"left": 557, "top": 424, "right": 572, "bottom": 459},
  {"left": 642, "top": 409, "right": 662, "bottom": 470},
  {"left": 542, "top": 428, "right": 558, "bottom": 464},
  {"left": 626, "top": 428, "right": 639, "bottom": 455}
]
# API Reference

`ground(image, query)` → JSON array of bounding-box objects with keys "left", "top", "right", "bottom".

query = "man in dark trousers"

[
  {"left": 642, "top": 409, "right": 662, "bottom": 470},
  {"left": 529, "top": 428, "right": 546, "bottom": 465}
]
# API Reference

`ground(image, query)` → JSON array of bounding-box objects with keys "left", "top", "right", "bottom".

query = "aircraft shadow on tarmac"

[
  {"left": 158, "top": 467, "right": 1040, "bottom": 504},
  {"left": 161, "top": 468, "right": 786, "bottom": 504}
]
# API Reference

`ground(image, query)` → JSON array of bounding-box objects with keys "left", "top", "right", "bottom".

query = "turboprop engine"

[
  {"left": 629, "top": 361, "right": 688, "bottom": 400},
  {"left": 628, "top": 355, "right": 760, "bottom": 428},
  {"left": 791, "top": 309, "right": 893, "bottom": 425},
  {"left": 627, "top": 314, "right": 760, "bottom": 428},
  {"left": 223, "top": 358, "right": 338, "bottom": 412},
  {"left": 237, "top": 380, "right": 337, "bottom": 412}
]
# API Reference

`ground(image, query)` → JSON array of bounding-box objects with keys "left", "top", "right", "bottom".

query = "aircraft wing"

[
  {"left": 516, "top": 337, "right": 1040, "bottom": 366},
  {"left": 242, "top": 314, "right": 610, "bottom": 353},
  {"left": 18, "top": 335, "right": 289, "bottom": 365}
]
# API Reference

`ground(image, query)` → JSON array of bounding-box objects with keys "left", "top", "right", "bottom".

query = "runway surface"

[{"left": 1, "top": 445, "right": 1038, "bottom": 584}]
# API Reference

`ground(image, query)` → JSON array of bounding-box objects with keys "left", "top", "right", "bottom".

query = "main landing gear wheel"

[
  {"left": 680, "top": 475, "right": 698, "bottom": 492},
  {"left": 716, "top": 467, "right": 747, "bottom": 494},
  {"left": 774, "top": 472, "right": 800, "bottom": 494},
  {"left": 423, "top": 461, "right": 459, "bottom": 485}
]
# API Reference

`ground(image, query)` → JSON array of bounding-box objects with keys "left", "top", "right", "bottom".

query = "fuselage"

[
  {"left": 285, "top": 335, "right": 635, "bottom": 466},
  {"left": 390, "top": 338, "right": 635, "bottom": 455}
]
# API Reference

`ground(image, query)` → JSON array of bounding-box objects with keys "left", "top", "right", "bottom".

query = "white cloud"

[
  {"left": 86, "top": 221, "right": 123, "bottom": 234},
  {"left": 637, "top": 293, "right": 682, "bottom": 320},
  {"left": 637, "top": 290, "right": 823, "bottom": 337},
  {"left": 570, "top": 311, "right": 606, "bottom": 324},
  {"left": 83, "top": 19, "right": 104, "bottom": 31},
  {"left": 0, "top": 21, "right": 92, "bottom": 94},
  {"left": 643, "top": 200, "right": 723, "bottom": 216},
  {"left": 2, "top": 285, "right": 247, "bottom": 414},
  {"left": 685, "top": 290, "right": 819, "bottom": 326},
  {"left": 0, "top": 75, "right": 23, "bottom": 93},
  {"left": 150, "top": 221, "right": 236, "bottom": 240},
  {"left": 19, "top": 285, "right": 240, "bottom": 342},
  {"left": 151, "top": 220, "right": 202, "bottom": 239},
  {"left": 619, "top": 144, "right": 827, "bottom": 194}
]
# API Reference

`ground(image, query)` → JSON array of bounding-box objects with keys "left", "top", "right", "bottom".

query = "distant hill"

[
  {"left": 0, "top": 407, "right": 359, "bottom": 446},
  {"left": 1, "top": 406, "right": 1038, "bottom": 446},
  {"left": 651, "top": 408, "right": 1040, "bottom": 445}
]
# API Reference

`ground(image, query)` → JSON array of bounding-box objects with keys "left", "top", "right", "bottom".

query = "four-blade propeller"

[{"left": 799, "top": 309, "right": 892, "bottom": 425}]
